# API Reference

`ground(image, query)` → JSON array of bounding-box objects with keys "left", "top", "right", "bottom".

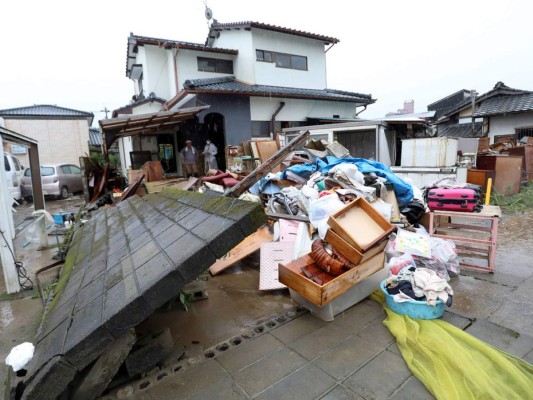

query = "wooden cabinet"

[
  {"left": 508, "top": 146, "right": 533, "bottom": 182},
  {"left": 476, "top": 155, "right": 523, "bottom": 195},
  {"left": 467, "top": 169, "right": 496, "bottom": 194}
]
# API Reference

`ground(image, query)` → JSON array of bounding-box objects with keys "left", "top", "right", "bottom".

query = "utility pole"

[
  {"left": 101, "top": 107, "right": 110, "bottom": 119},
  {"left": 471, "top": 90, "right": 478, "bottom": 135}
]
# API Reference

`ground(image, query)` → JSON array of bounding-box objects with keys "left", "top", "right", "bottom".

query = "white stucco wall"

[
  {"left": 141, "top": 45, "right": 172, "bottom": 100},
  {"left": 251, "top": 29, "right": 326, "bottom": 89},
  {"left": 176, "top": 49, "right": 235, "bottom": 90},
  {"left": 211, "top": 28, "right": 327, "bottom": 89},
  {"left": 250, "top": 97, "right": 358, "bottom": 121},
  {"left": 3, "top": 118, "right": 89, "bottom": 166},
  {"left": 488, "top": 113, "right": 533, "bottom": 142},
  {"left": 209, "top": 29, "right": 255, "bottom": 84}
]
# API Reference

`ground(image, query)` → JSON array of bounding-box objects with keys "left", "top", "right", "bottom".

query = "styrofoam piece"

[
  {"left": 292, "top": 222, "right": 312, "bottom": 260},
  {"left": 288, "top": 267, "right": 388, "bottom": 321},
  {"left": 259, "top": 242, "right": 294, "bottom": 290}
]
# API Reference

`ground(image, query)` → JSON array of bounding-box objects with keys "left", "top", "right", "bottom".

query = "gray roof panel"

[{"left": 0, "top": 104, "right": 94, "bottom": 118}]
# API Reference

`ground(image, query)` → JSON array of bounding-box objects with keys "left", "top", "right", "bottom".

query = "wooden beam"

[
  {"left": 225, "top": 130, "right": 310, "bottom": 197},
  {"left": 266, "top": 212, "right": 310, "bottom": 223}
]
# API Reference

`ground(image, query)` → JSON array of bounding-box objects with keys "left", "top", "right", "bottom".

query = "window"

[
  {"left": 61, "top": 165, "right": 72, "bottom": 174},
  {"left": 275, "top": 53, "right": 291, "bottom": 68},
  {"left": 256, "top": 49, "right": 307, "bottom": 71},
  {"left": 197, "top": 57, "right": 233, "bottom": 74},
  {"left": 256, "top": 50, "right": 273, "bottom": 62},
  {"left": 516, "top": 127, "right": 533, "bottom": 141},
  {"left": 13, "top": 157, "right": 21, "bottom": 171},
  {"left": 25, "top": 167, "right": 55, "bottom": 177},
  {"left": 70, "top": 165, "right": 81, "bottom": 175}
]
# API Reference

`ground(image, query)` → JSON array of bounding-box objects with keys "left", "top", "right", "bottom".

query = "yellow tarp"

[{"left": 371, "top": 291, "right": 533, "bottom": 399}]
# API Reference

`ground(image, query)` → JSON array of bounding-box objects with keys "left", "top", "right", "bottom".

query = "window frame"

[
  {"left": 255, "top": 49, "right": 308, "bottom": 71},
  {"left": 197, "top": 57, "right": 234, "bottom": 74}
]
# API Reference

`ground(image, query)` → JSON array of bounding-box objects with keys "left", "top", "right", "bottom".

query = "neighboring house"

[
  {"left": 112, "top": 21, "right": 375, "bottom": 175},
  {"left": 432, "top": 82, "right": 533, "bottom": 143},
  {"left": 88, "top": 127, "right": 103, "bottom": 153},
  {"left": 0, "top": 105, "right": 94, "bottom": 167}
]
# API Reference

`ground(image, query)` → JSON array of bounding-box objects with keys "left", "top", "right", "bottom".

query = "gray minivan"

[{"left": 21, "top": 164, "right": 84, "bottom": 200}]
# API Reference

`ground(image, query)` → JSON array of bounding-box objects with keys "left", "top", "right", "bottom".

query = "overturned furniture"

[
  {"left": 19, "top": 189, "right": 266, "bottom": 400},
  {"left": 279, "top": 198, "right": 396, "bottom": 321}
]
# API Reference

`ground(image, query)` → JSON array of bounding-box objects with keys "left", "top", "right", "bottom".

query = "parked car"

[
  {"left": 21, "top": 164, "right": 84, "bottom": 200},
  {"left": 3, "top": 152, "right": 24, "bottom": 202}
]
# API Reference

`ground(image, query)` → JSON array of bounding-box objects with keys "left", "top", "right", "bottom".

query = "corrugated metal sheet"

[{"left": 88, "top": 128, "right": 102, "bottom": 147}]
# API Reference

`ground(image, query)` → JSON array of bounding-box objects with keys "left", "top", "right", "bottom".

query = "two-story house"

[{"left": 110, "top": 21, "right": 375, "bottom": 176}]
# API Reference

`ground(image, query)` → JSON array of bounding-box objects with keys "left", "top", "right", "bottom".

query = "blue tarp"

[{"left": 281, "top": 156, "right": 414, "bottom": 206}]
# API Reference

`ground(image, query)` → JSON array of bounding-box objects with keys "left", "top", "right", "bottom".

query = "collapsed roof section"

[
  {"left": 99, "top": 106, "right": 208, "bottom": 149},
  {"left": 22, "top": 190, "right": 266, "bottom": 400}
]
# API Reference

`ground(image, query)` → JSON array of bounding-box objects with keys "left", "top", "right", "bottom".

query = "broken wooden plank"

[
  {"left": 267, "top": 212, "right": 310, "bottom": 223},
  {"left": 114, "top": 174, "right": 144, "bottom": 205},
  {"left": 209, "top": 224, "right": 273, "bottom": 275},
  {"left": 144, "top": 178, "right": 195, "bottom": 194},
  {"left": 225, "top": 130, "right": 310, "bottom": 198}
]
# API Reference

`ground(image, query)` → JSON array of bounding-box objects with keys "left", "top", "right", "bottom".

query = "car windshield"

[{"left": 24, "top": 167, "right": 55, "bottom": 177}]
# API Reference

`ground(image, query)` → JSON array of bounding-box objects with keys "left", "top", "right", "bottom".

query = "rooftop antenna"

[{"left": 204, "top": 1, "right": 213, "bottom": 28}]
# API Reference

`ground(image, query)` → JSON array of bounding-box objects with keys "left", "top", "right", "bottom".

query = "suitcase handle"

[{"left": 431, "top": 191, "right": 470, "bottom": 198}]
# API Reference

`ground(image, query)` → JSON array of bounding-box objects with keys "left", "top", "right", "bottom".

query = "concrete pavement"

[{"left": 103, "top": 299, "right": 532, "bottom": 400}]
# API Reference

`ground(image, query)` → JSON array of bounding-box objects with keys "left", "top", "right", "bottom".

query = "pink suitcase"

[{"left": 427, "top": 188, "right": 481, "bottom": 212}]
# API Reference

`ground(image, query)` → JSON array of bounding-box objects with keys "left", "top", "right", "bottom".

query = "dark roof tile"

[
  {"left": 473, "top": 93, "right": 533, "bottom": 117},
  {"left": 437, "top": 122, "right": 483, "bottom": 138},
  {"left": 182, "top": 76, "right": 373, "bottom": 104},
  {"left": 208, "top": 21, "right": 339, "bottom": 45}
]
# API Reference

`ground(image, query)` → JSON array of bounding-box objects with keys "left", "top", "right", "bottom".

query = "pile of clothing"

[{"left": 385, "top": 265, "right": 453, "bottom": 307}]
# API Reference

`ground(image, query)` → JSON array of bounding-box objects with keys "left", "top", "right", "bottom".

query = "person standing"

[
  {"left": 203, "top": 138, "right": 218, "bottom": 173},
  {"left": 180, "top": 140, "right": 198, "bottom": 178}
]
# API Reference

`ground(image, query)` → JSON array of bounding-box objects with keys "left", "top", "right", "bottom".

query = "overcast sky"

[{"left": 1, "top": 0, "right": 532, "bottom": 126}]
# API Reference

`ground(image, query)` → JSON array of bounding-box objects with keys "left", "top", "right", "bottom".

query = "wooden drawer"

[
  {"left": 279, "top": 251, "right": 385, "bottom": 307},
  {"left": 327, "top": 198, "right": 395, "bottom": 253}
]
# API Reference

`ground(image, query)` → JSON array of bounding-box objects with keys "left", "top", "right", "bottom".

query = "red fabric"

[
  {"left": 221, "top": 177, "right": 239, "bottom": 187},
  {"left": 200, "top": 172, "right": 232, "bottom": 183}
]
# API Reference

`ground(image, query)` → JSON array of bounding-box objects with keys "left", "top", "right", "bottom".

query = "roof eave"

[{"left": 188, "top": 89, "right": 373, "bottom": 104}]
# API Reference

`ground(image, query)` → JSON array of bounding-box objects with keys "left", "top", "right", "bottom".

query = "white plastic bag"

[
  {"left": 308, "top": 194, "right": 345, "bottom": 239},
  {"left": 5, "top": 342, "right": 34, "bottom": 372},
  {"left": 372, "top": 201, "right": 393, "bottom": 222}
]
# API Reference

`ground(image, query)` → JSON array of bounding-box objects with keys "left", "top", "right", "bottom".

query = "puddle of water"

[{"left": 0, "top": 301, "right": 15, "bottom": 329}]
